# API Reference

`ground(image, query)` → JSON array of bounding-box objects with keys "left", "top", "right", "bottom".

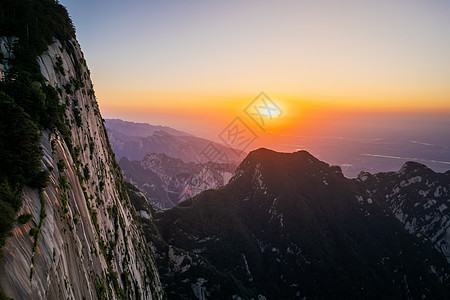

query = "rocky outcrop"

[
  {"left": 0, "top": 38, "right": 165, "bottom": 299},
  {"left": 357, "top": 162, "right": 450, "bottom": 264},
  {"left": 120, "top": 153, "right": 234, "bottom": 209},
  {"left": 126, "top": 182, "right": 250, "bottom": 300}
]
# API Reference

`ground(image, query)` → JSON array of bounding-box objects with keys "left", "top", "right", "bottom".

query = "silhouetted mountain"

[
  {"left": 126, "top": 182, "right": 254, "bottom": 299},
  {"left": 151, "top": 148, "right": 450, "bottom": 299},
  {"left": 120, "top": 153, "right": 234, "bottom": 209},
  {"left": 105, "top": 118, "right": 246, "bottom": 163}
]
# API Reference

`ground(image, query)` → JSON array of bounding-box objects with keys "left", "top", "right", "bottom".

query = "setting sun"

[{"left": 56, "top": 0, "right": 450, "bottom": 148}]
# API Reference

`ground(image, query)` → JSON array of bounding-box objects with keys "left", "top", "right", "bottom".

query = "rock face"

[
  {"left": 153, "top": 149, "right": 450, "bottom": 299},
  {"left": 126, "top": 183, "right": 252, "bottom": 300},
  {"left": 105, "top": 119, "right": 246, "bottom": 164},
  {"left": 0, "top": 38, "right": 164, "bottom": 299},
  {"left": 357, "top": 162, "right": 450, "bottom": 263},
  {"left": 120, "top": 153, "right": 234, "bottom": 209}
]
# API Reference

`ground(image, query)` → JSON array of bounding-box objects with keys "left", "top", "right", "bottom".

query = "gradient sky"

[{"left": 59, "top": 0, "right": 450, "bottom": 143}]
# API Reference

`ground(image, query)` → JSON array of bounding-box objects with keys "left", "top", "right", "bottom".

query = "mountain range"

[
  {"left": 120, "top": 153, "right": 234, "bottom": 209},
  {"left": 139, "top": 148, "right": 450, "bottom": 299},
  {"left": 107, "top": 119, "right": 242, "bottom": 210},
  {"left": 105, "top": 118, "right": 246, "bottom": 164}
]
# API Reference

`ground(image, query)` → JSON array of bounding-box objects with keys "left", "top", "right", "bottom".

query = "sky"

[{"left": 59, "top": 0, "right": 450, "bottom": 146}]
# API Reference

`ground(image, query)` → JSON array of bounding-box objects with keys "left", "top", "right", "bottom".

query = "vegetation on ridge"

[{"left": 0, "top": 0, "right": 75, "bottom": 253}]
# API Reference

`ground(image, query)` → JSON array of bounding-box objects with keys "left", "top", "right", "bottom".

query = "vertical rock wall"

[{"left": 0, "top": 39, "right": 165, "bottom": 300}]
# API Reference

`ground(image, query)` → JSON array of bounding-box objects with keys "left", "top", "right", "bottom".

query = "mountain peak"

[
  {"left": 155, "top": 148, "right": 450, "bottom": 299},
  {"left": 398, "top": 161, "right": 434, "bottom": 175},
  {"left": 141, "top": 152, "right": 185, "bottom": 170},
  {"left": 233, "top": 148, "right": 344, "bottom": 189},
  {"left": 144, "top": 152, "right": 172, "bottom": 161},
  {"left": 242, "top": 148, "right": 317, "bottom": 164}
]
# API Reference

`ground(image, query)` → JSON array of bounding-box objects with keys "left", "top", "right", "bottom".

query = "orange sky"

[
  {"left": 99, "top": 88, "right": 450, "bottom": 149},
  {"left": 61, "top": 0, "right": 450, "bottom": 149}
]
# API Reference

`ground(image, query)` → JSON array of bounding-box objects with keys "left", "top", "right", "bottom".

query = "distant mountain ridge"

[
  {"left": 105, "top": 118, "right": 246, "bottom": 164},
  {"left": 120, "top": 152, "right": 234, "bottom": 209},
  {"left": 148, "top": 148, "right": 450, "bottom": 299},
  {"left": 105, "top": 118, "right": 191, "bottom": 138}
]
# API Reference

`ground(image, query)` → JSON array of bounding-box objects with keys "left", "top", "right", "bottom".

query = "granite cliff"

[{"left": 0, "top": 1, "right": 164, "bottom": 299}]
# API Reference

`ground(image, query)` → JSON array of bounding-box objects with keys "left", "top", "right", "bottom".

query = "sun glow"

[{"left": 61, "top": 0, "right": 450, "bottom": 148}]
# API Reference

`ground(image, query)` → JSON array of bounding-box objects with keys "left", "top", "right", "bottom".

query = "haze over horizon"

[{"left": 60, "top": 0, "right": 450, "bottom": 153}]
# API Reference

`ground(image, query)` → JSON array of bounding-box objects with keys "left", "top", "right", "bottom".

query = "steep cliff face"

[
  {"left": 125, "top": 182, "right": 251, "bottom": 300},
  {"left": 0, "top": 37, "right": 164, "bottom": 299}
]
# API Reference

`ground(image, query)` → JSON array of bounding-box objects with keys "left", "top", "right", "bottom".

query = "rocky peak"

[
  {"left": 356, "top": 160, "right": 450, "bottom": 264},
  {"left": 154, "top": 149, "right": 450, "bottom": 299},
  {"left": 141, "top": 152, "right": 190, "bottom": 178},
  {"left": 120, "top": 152, "right": 234, "bottom": 210},
  {"left": 237, "top": 148, "right": 341, "bottom": 174},
  {"left": 233, "top": 148, "right": 344, "bottom": 191},
  {"left": 398, "top": 161, "right": 435, "bottom": 175}
]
